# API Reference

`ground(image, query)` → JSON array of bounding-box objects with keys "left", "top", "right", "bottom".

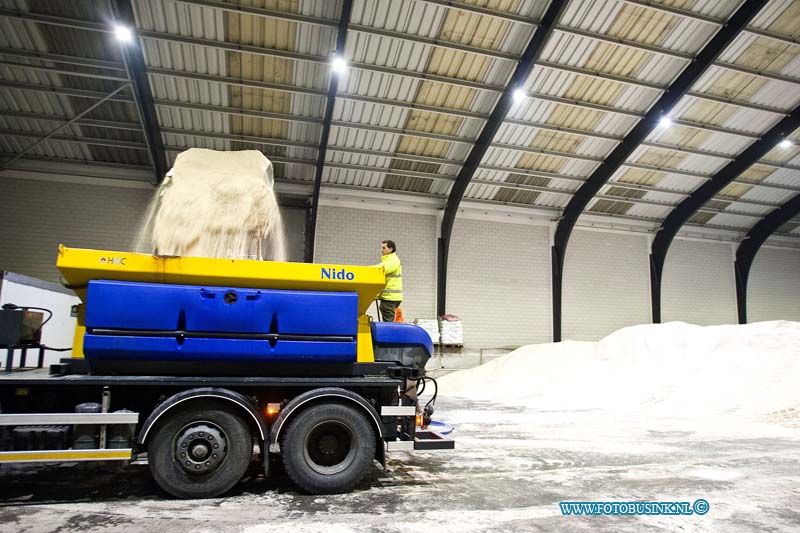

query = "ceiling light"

[
  {"left": 779, "top": 139, "right": 793, "bottom": 148},
  {"left": 658, "top": 116, "right": 672, "bottom": 128},
  {"left": 513, "top": 88, "right": 526, "bottom": 102},
  {"left": 331, "top": 56, "right": 347, "bottom": 74},
  {"left": 114, "top": 24, "right": 133, "bottom": 43}
]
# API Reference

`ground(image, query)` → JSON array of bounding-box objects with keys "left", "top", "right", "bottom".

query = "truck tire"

[
  {"left": 281, "top": 403, "right": 375, "bottom": 494},
  {"left": 148, "top": 403, "right": 252, "bottom": 499}
]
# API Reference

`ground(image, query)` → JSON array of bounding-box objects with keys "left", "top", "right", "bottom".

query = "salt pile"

[
  {"left": 135, "top": 148, "right": 287, "bottom": 261},
  {"left": 438, "top": 321, "right": 800, "bottom": 418}
]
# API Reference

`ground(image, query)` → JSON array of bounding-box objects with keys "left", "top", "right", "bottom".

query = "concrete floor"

[{"left": 2, "top": 398, "right": 799, "bottom": 532}]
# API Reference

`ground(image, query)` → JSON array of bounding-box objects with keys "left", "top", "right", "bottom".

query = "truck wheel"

[
  {"left": 282, "top": 403, "right": 375, "bottom": 494},
  {"left": 148, "top": 404, "right": 252, "bottom": 499}
]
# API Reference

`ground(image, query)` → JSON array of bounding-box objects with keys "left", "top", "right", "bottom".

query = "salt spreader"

[{"left": 0, "top": 246, "right": 452, "bottom": 498}]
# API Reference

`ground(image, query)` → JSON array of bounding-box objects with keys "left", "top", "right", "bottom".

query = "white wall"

[
  {"left": 281, "top": 206, "right": 307, "bottom": 263},
  {"left": 314, "top": 205, "right": 437, "bottom": 322},
  {"left": 661, "top": 239, "right": 737, "bottom": 325},
  {"left": 447, "top": 218, "right": 551, "bottom": 347},
  {"left": 747, "top": 246, "right": 800, "bottom": 322},
  {"left": 563, "top": 229, "right": 651, "bottom": 341},
  {"left": 0, "top": 177, "right": 153, "bottom": 283},
  {"left": 0, "top": 177, "right": 307, "bottom": 281}
]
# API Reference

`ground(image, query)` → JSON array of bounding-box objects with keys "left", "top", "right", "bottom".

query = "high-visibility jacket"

[{"left": 380, "top": 252, "right": 403, "bottom": 301}]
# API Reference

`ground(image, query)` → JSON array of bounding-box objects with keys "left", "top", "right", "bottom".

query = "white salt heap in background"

[{"left": 438, "top": 321, "right": 800, "bottom": 418}]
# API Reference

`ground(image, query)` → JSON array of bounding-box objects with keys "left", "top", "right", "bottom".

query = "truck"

[{"left": 0, "top": 245, "right": 452, "bottom": 498}]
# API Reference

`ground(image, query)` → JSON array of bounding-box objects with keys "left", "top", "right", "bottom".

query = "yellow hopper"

[{"left": 56, "top": 245, "right": 386, "bottom": 362}]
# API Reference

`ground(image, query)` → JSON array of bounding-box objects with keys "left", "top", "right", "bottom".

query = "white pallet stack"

[
  {"left": 438, "top": 315, "right": 463, "bottom": 346},
  {"left": 414, "top": 318, "right": 440, "bottom": 344}
]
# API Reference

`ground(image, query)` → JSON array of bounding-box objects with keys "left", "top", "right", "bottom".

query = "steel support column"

[
  {"left": 550, "top": 0, "right": 765, "bottom": 341},
  {"left": 650, "top": 104, "right": 800, "bottom": 323},
  {"left": 112, "top": 0, "right": 168, "bottom": 183},
  {"left": 304, "top": 0, "right": 352, "bottom": 263},
  {"left": 734, "top": 191, "right": 800, "bottom": 323},
  {"left": 436, "top": 0, "right": 567, "bottom": 316}
]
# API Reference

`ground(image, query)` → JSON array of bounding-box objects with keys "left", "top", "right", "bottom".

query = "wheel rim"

[
  {"left": 174, "top": 422, "right": 227, "bottom": 475},
  {"left": 303, "top": 420, "right": 357, "bottom": 475}
]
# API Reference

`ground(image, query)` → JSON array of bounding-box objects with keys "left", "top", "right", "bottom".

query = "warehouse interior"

[{"left": 0, "top": 0, "right": 799, "bottom": 529}]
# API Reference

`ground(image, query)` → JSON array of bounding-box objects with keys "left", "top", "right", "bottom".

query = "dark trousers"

[{"left": 379, "top": 299, "right": 401, "bottom": 322}]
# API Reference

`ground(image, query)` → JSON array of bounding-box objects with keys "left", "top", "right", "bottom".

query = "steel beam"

[
  {"left": 734, "top": 191, "right": 800, "bottom": 323},
  {"left": 650, "top": 102, "right": 800, "bottom": 323},
  {"left": 306, "top": 0, "right": 353, "bottom": 262},
  {"left": 111, "top": 0, "right": 168, "bottom": 183},
  {"left": 551, "top": 0, "right": 765, "bottom": 342},
  {"left": 437, "top": 0, "right": 565, "bottom": 316}
]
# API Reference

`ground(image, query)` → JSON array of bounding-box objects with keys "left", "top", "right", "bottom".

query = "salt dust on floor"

[{"left": 2, "top": 321, "right": 799, "bottom": 532}]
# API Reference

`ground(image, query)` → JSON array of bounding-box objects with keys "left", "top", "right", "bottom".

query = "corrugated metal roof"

[
  {"left": 691, "top": 0, "right": 745, "bottom": 20},
  {"left": 493, "top": 122, "right": 616, "bottom": 158},
  {"left": 339, "top": 68, "right": 419, "bottom": 102},
  {"left": 156, "top": 105, "right": 229, "bottom": 133},
  {"left": 694, "top": 65, "right": 800, "bottom": 110},
  {"left": 328, "top": 126, "right": 398, "bottom": 154},
  {"left": 333, "top": 98, "right": 409, "bottom": 127},
  {"left": 141, "top": 40, "right": 227, "bottom": 74},
  {"left": 324, "top": 166, "right": 385, "bottom": 188},
  {"left": 0, "top": 86, "right": 73, "bottom": 117},
  {"left": 542, "top": 31, "right": 686, "bottom": 85},
  {"left": 0, "top": 14, "right": 49, "bottom": 51},
  {"left": 0, "top": 0, "right": 798, "bottom": 241},
  {"left": 135, "top": 0, "right": 224, "bottom": 38},
  {"left": 351, "top": 0, "right": 447, "bottom": 41},
  {"left": 148, "top": 74, "right": 230, "bottom": 107},
  {"left": 347, "top": 33, "right": 433, "bottom": 75},
  {"left": 527, "top": 67, "right": 659, "bottom": 113},
  {"left": 560, "top": 0, "right": 716, "bottom": 54},
  {"left": 719, "top": 31, "right": 800, "bottom": 76},
  {"left": 437, "top": 3, "right": 533, "bottom": 55},
  {"left": 327, "top": 148, "right": 393, "bottom": 169},
  {"left": 0, "top": 62, "right": 62, "bottom": 87},
  {"left": 0, "top": 114, "right": 93, "bottom": 160}
]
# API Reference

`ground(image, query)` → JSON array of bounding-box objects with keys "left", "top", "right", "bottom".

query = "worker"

[{"left": 378, "top": 239, "right": 403, "bottom": 322}]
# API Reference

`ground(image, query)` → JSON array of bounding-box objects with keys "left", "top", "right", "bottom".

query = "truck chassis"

[{"left": 0, "top": 365, "right": 452, "bottom": 498}]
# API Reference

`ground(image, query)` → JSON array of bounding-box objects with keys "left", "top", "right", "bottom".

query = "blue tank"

[{"left": 82, "top": 280, "right": 360, "bottom": 375}]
